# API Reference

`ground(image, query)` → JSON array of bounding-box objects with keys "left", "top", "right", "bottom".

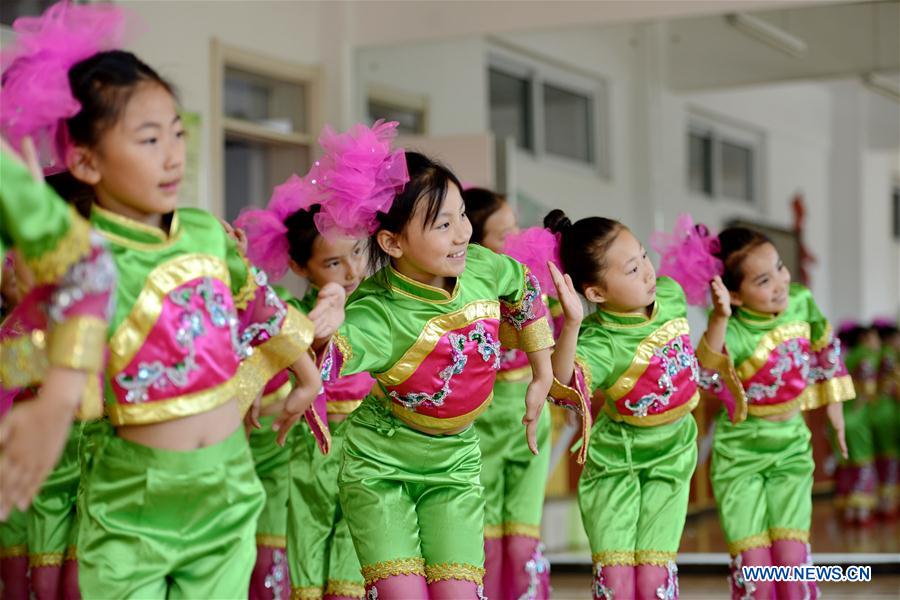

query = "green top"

[{"left": 1, "top": 149, "right": 91, "bottom": 284}]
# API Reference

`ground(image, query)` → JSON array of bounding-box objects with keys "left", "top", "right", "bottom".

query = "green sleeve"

[
  {"left": 334, "top": 296, "right": 394, "bottom": 376},
  {"left": 1, "top": 149, "right": 91, "bottom": 283}
]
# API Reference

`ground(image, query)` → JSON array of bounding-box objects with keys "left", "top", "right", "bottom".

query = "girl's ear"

[
  {"left": 583, "top": 284, "right": 606, "bottom": 304},
  {"left": 376, "top": 230, "right": 403, "bottom": 259},
  {"left": 66, "top": 146, "right": 101, "bottom": 186}
]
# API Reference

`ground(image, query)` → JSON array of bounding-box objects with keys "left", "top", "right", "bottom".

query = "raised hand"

[
  {"left": 710, "top": 276, "right": 732, "bottom": 318},
  {"left": 549, "top": 261, "right": 582, "bottom": 325}
]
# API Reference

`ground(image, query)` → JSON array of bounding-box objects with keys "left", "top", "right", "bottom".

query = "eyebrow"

[{"left": 135, "top": 115, "right": 182, "bottom": 132}]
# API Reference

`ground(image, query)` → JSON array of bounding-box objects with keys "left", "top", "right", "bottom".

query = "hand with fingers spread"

[
  {"left": 0, "top": 368, "right": 83, "bottom": 519},
  {"left": 827, "top": 401, "right": 848, "bottom": 460},
  {"left": 271, "top": 351, "right": 322, "bottom": 446},
  {"left": 309, "top": 282, "right": 346, "bottom": 344}
]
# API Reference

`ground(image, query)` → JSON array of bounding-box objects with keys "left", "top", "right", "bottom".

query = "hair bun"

[{"left": 544, "top": 209, "right": 572, "bottom": 234}]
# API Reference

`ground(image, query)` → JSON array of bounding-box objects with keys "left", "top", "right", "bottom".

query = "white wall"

[
  {"left": 124, "top": 0, "right": 323, "bottom": 211},
  {"left": 659, "top": 82, "right": 835, "bottom": 309},
  {"left": 355, "top": 36, "right": 488, "bottom": 136},
  {"left": 354, "top": 23, "right": 899, "bottom": 321}
]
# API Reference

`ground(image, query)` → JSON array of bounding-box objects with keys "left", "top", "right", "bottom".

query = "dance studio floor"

[{"left": 546, "top": 497, "right": 900, "bottom": 598}]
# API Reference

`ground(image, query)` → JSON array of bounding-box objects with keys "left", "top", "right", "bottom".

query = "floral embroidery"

[
  {"left": 624, "top": 337, "right": 699, "bottom": 417},
  {"left": 468, "top": 321, "right": 501, "bottom": 369},
  {"left": 655, "top": 561, "right": 678, "bottom": 600},
  {"left": 697, "top": 367, "right": 723, "bottom": 394},
  {"left": 264, "top": 548, "right": 287, "bottom": 600},
  {"left": 49, "top": 233, "right": 116, "bottom": 324},
  {"left": 746, "top": 339, "right": 810, "bottom": 404},
  {"left": 390, "top": 332, "right": 467, "bottom": 410},
  {"left": 730, "top": 554, "right": 756, "bottom": 600},
  {"left": 116, "top": 277, "right": 246, "bottom": 403},
  {"left": 808, "top": 336, "right": 841, "bottom": 383},
  {"left": 503, "top": 270, "right": 540, "bottom": 331},
  {"left": 519, "top": 543, "right": 550, "bottom": 600},
  {"left": 592, "top": 568, "right": 615, "bottom": 599},
  {"left": 366, "top": 587, "right": 378, "bottom": 600},
  {"left": 232, "top": 271, "right": 287, "bottom": 359}
]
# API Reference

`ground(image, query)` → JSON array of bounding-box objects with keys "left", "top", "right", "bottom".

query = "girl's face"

[
  {"left": 585, "top": 227, "right": 657, "bottom": 313},
  {"left": 731, "top": 242, "right": 792, "bottom": 314},
  {"left": 70, "top": 82, "right": 185, "bottom": 225},
  {"left": 292, "top": 237, "right": 366, "bottom": 296},
  {"left": 380, "top": 183, "right": 473, "bottom": 287},
  {"left": 480, "top": 201, "right": 518, "bottom": 253}
]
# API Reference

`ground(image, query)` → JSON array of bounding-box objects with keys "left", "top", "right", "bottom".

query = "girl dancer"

[
  {"left": 546, "top": 210, "right": 704, "bottom": 600},
  {"left": 656, "top": 217, "right": 852, "bottom": 599},
  {"left": 313, "top": 122, "right": 561, "bottom": 598},
  {"left": 236, "top": 175, "right": 373, "bottom": 600}
]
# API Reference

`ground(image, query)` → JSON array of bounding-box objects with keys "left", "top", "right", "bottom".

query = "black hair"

[
  {"left": 462, "top": 187, "right": 506, "bottom": 245},
  {"left": 66, "top": 50, "right": 177, "bottom": 148},
  {"left": 874, "top": 321, "right": 899, "bottom": 341},
  {"left": 544, "top": 209, "right": 625, "bottom": 293},
  {"left": 1, "top": 51, "right": 174, "bottom": 213},
  {"left": 714, "top": 227, "right": 772, "bottom": 292},
  {"left": 283, "top": 206, "right": 322, "bottom": 268},
  {"left": 368, "top": 151, "right": 463, "bottom": 274},
  {"left": 839, "top": 324, "right": 876, "bottom": 349}
]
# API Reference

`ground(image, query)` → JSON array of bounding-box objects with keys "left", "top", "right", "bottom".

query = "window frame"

[
  {"left": 487, "top": 44, "right": 610, "bottom": 178},
  {"left": 687, "top": 110, "right": 765, "bottom": 206},
  {"left": 210, "top": 38, "right": 322, "bottom": 218},
  {"left": 366, "top": 84, "right": 429, "bottom": 136}
]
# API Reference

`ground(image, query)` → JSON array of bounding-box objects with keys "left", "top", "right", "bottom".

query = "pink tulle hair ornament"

[
  {"left": 234, "top": 174, "right": 318, "bottom": 282},
  {"left": 307, "top": 120, "right": 409, "bottom": 239},
  {"left": 872, "top": 317, "right": 897, "bottom": 330},
  {"left": 837, "top": 320, "right": 861, "bottom": 337},
  {"left": 502, "top": 227, "right": 563, "bottom": 299},
  {"left": 650, "top": 213, "right": 724, "bottom": 307},
  {"left": 0, "top": 1, "right": 135, "bottom": 173}
]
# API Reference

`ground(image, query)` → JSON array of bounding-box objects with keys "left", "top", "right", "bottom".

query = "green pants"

[
  {"left": 0, "top": 508, "right": 28, "bottom": 560},
  {"left": 288, "top": 420, "right": 364, "bottom": 598},
  {"left": 249, "top": 416, "right": 291, "bottom": 548},
  {"left": 712, "top": 412, "right": 814, "bottom": 556},
  {"left": 475, "top": 379, "right": 551, "bottom": 539},
  {"left": 338, "top": 398, "right": 485, "bottom": 586},
  {"left": 28, "top": 425, "right": 82, "bottom": 568},
  {"left": 578, "top": 412, "right": 697, "bottom": 567},
  {"left": 869, "top": 395, "right": 898, "bottom": 459},
  {"left": 77, "top": 427, "right": 265, "bottom": 599}
]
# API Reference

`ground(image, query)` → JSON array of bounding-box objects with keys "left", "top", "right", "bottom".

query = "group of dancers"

[{"left": 1, "top": 2, "right": 894, "bottom": 600}]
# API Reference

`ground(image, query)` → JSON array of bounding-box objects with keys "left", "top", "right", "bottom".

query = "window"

[
  {"left": 488, "top": 47, "right": 608, "bottom": 174},
  {"left": 366, "top": 86, "right": 429, "bottom": 136},
  {"left": 489, "top": 67, "right": 533, "bottom": 151},
  {"left": 687, "top": 113, "right": 763, "bottom": 204},
  {"left": 543, "top": 83, "right": 593, "bottom": 163},
  {"left": 1, "top": 0, "right": 59, "bottom": 27},
  {"left": 211, "top": 40, "right": 320, "bottom": 221}
]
